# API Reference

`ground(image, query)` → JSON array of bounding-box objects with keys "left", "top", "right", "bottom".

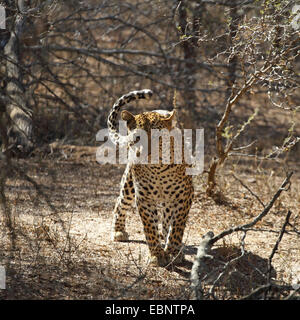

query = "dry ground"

[{"left": 0, "top": 146, "right": 299, "bottom": 300}]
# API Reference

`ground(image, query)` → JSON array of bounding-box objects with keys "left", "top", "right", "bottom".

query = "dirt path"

[{"left": 0, "top": 150, "right": 299, "bottom": 299}]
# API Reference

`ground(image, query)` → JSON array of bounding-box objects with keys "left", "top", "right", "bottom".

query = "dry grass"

[{"left": 0, "top": 146, "right": 299, "bottom": 300}]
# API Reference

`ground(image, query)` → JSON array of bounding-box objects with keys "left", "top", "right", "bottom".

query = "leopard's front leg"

[
  {"left": 164, "top": 184, "right": 194, "bottom": 264},
  {"left": 136, "top": 197, "right": 169, "bottom": 267},
  {"left": 111, "top": 166, "right": 134, "bottom": 241}
]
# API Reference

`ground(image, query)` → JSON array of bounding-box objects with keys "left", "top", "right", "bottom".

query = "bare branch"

[
  {"left": 190, "top": 231, "right": 214, "bottom": 300},
  {"left": 264, "top": 210, "right": 292, "bottom": 299},
  {"left": 209, "top": 172, "right": 293, "bottom": 246},
  {"left": 232, "top": 173, "right": 265, "bottom": 208}
]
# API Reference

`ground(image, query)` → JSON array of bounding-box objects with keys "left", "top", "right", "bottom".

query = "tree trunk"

[
  {"left": 176, "top": 0, "right": 203, "bottom": 127},
  {"left": 3, "top": 1, "right": 33, "bottom": 153}
]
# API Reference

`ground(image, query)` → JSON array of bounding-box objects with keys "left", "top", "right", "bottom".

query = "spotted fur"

[
  {"left": 109, "top": 89, "right": 194, "bottom": 266},
  {"left": 107, "top": 89, "right": 153, "bottom": 144}
]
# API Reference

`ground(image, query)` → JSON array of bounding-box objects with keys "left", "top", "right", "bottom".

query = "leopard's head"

[{"left": 121, "top": 109, "right": 176, "bottom": 134}]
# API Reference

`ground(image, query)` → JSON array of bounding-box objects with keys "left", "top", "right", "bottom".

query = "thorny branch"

[
  {"left": 210, "top": 171, "right": 293, "bottom": 245},
  {"left": 205, "top": 0, "right": 300, "bottom": 195},
  {"left": 191, "top": 172, "right": 295, "bottom": 299}
]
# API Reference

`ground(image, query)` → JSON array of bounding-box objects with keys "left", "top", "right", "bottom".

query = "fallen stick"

[{"left": 190, "top": 171, "right": 293, "bottom": 299}]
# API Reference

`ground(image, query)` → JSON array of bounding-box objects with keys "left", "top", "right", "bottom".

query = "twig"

[
  {"left": 114, "top": 274, "right": 146, "bottom": 299},
  {"left": 191, "top": 172, "right": 294, "bottom": 300},
  {"left": 267, "top": 210, "right": 292, "bottom": 277},
  {"left": 209, "top": 172, "right": 293, "bottom": 246},
  {"left": 208, "top": 231, "right": 247, "bottom": 299},
  {"left": 287, "top": 222, "right": 300, "bottom": 236},
  {"left": 231, "top": 140, "right": 257, "bottom": 151},
  {"left": 232, "top": 173, "right": 265, "bottom": 208},
  {"left": 284, "top": 286, "right": 300, "bottom": 300},
  {"left": 264, "top": 210, "right": 292, "bottom": 299},
  {"left": 240, "top": 283, "right": 296, "bottom": 300}
]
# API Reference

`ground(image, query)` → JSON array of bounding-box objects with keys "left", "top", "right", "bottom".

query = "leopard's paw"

[
  {"left": 149, "top": 252, "right": 170, "bottom": 267},
  {"left": 111, "top": 231, "right": 129, "bottom": 242}
]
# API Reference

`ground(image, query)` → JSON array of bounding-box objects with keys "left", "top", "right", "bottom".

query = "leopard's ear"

[
  {"left": 121, "top": 110, "right": 135, "bottom": 126},
  {"left": 162, "top": 109, "right": 177, "bottom": 129},
  {"left": 163, "top": 109, "right": 176, "bottom": 121}
]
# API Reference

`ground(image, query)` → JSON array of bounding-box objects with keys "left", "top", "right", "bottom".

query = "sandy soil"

[{"left": 0, "top": 146, "right": 299, "bottom": 299}]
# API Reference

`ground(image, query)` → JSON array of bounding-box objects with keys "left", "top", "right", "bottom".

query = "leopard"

[{"left": 108, "top": 89, "right": 194, "bottom": 267}]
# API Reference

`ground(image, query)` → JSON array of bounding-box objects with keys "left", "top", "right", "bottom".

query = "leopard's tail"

[{"left": 107, "top": 89, "right": 153, "bottom": 144}]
